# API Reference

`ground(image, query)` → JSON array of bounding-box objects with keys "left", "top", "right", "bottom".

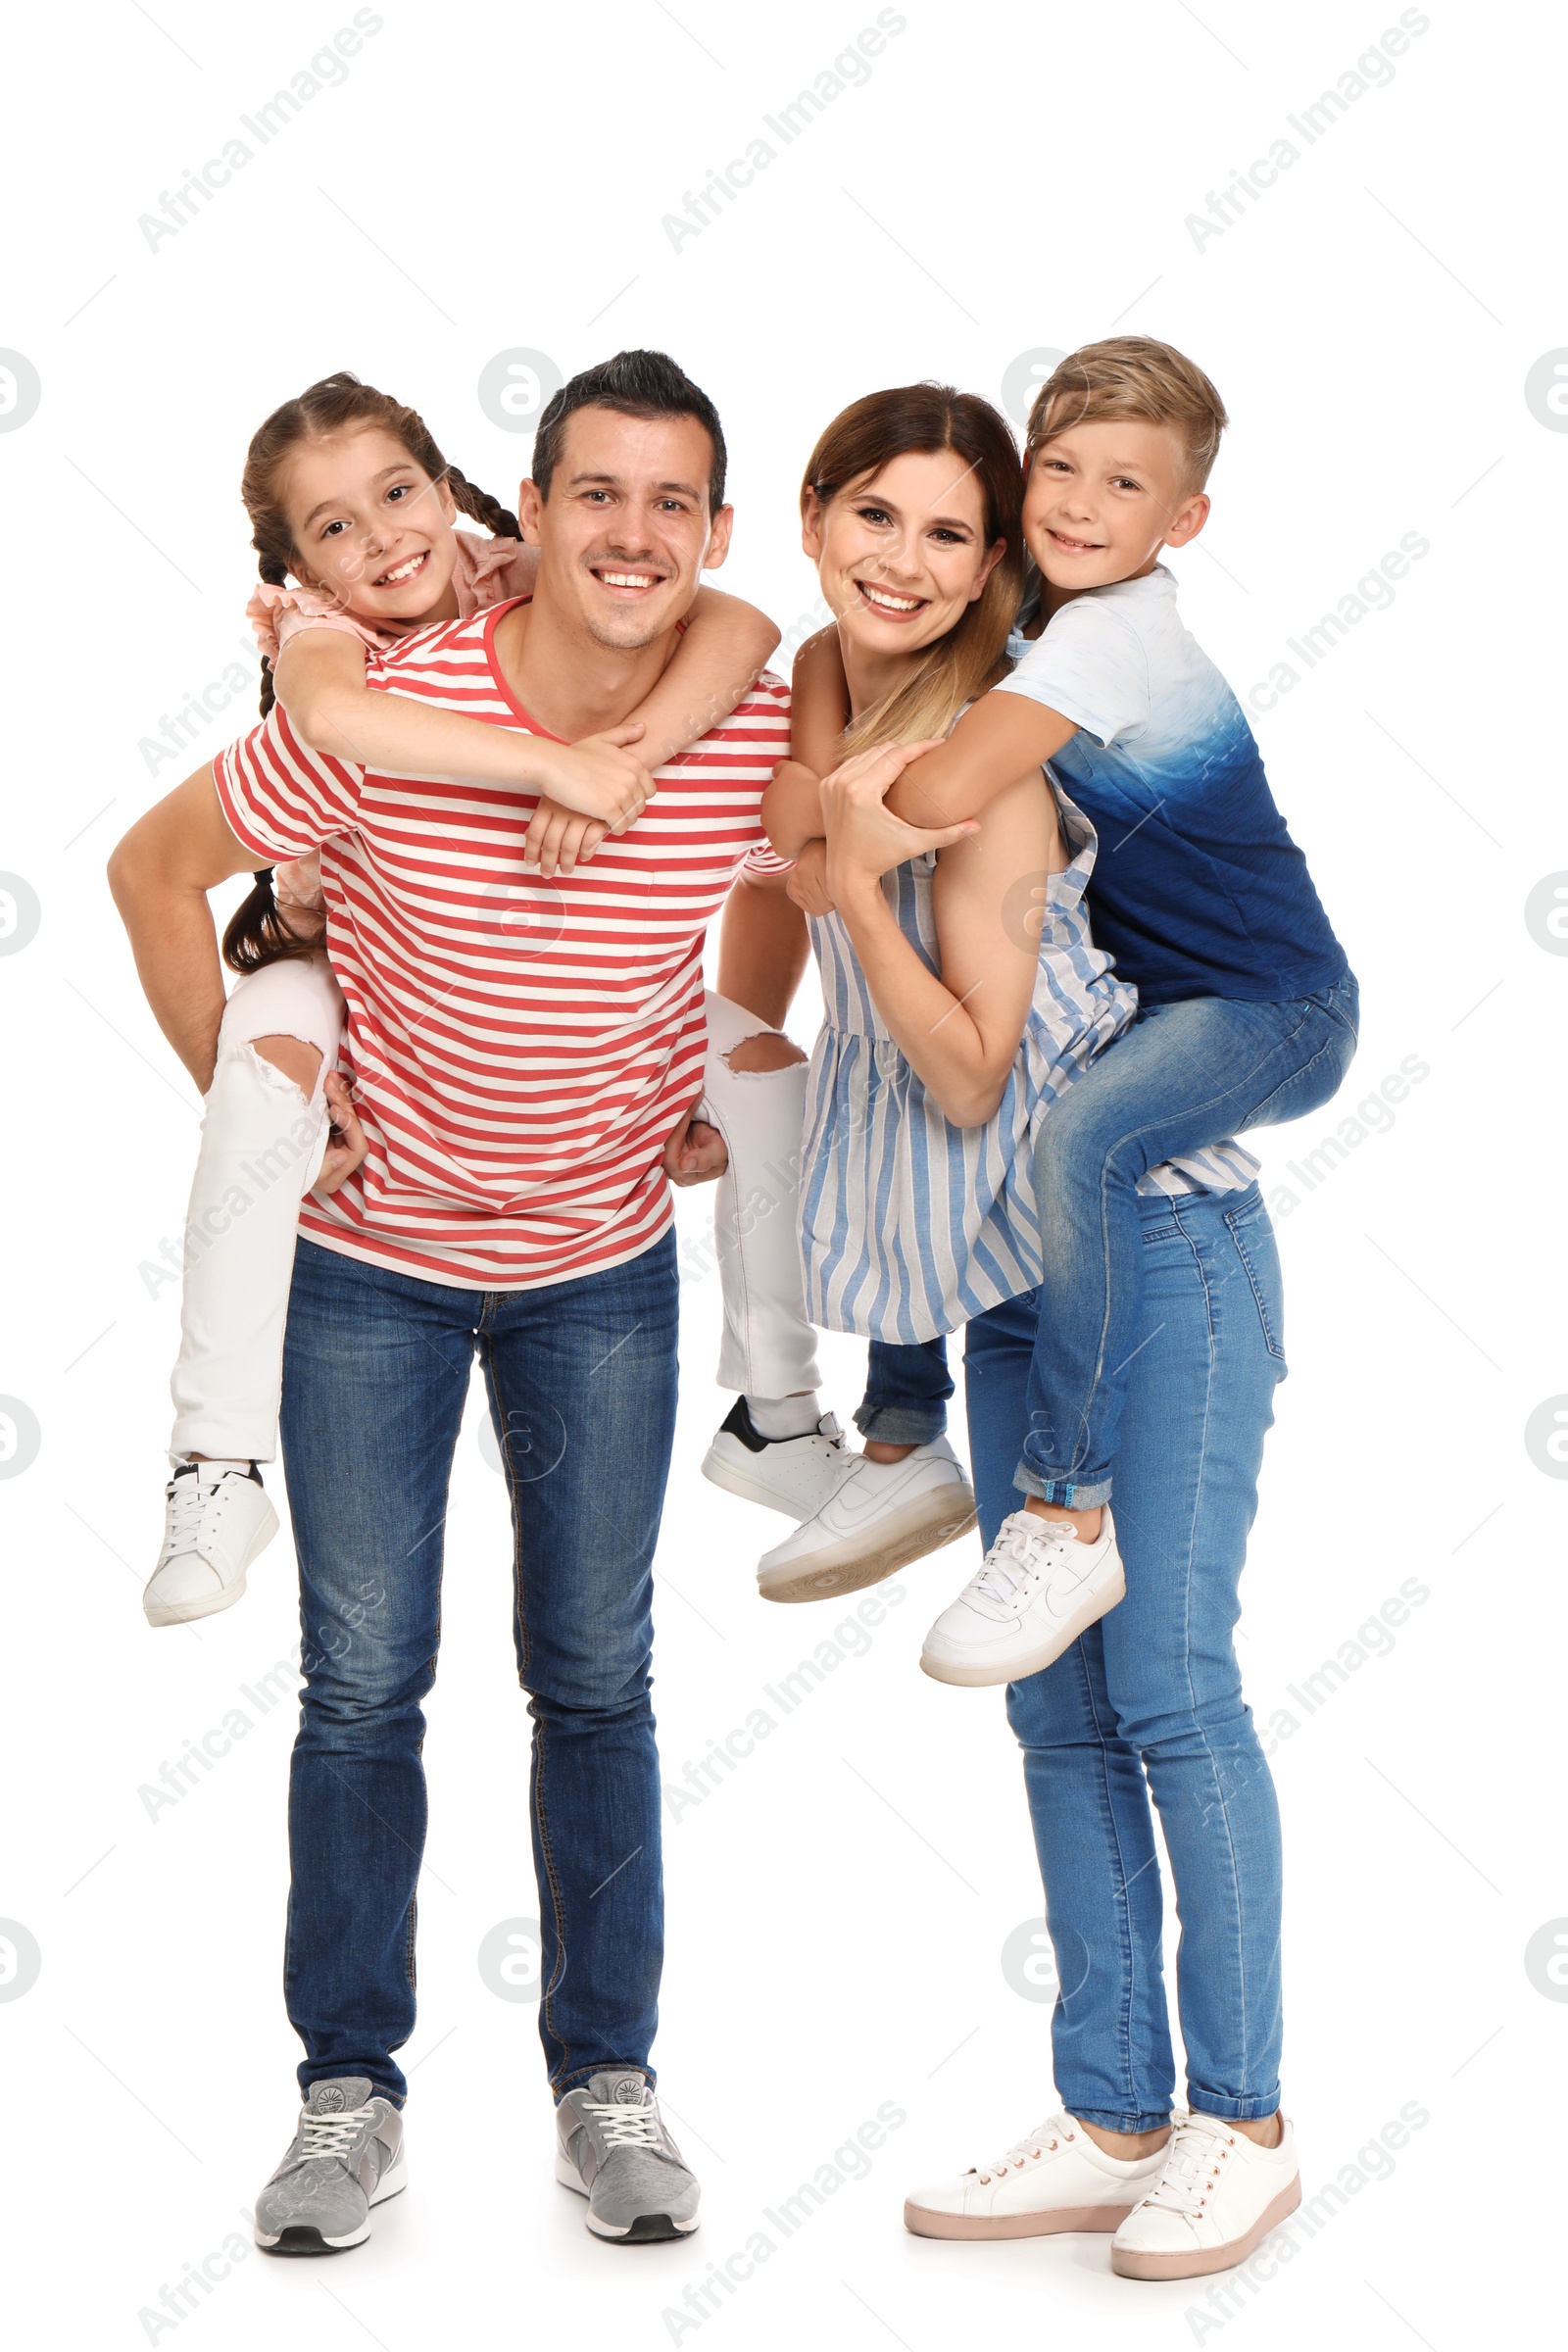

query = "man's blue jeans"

[
  {"left": 1022, "top": 972, "right": 1358, "bottom": 1505},
  {"left": 277, "top": 1233, "right": 679, "bottom": 2108},
  {"left": 966, "top": 1184, "right": 1287, "bottom": 2128}
]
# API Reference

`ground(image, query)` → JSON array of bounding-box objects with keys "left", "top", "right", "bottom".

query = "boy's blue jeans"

[
  {"left": 1022, "top": 972, "right": 1358, "bottom": 1507},
  {"left": 277, "top": 1233, "right": 679, "bottom": 2108}
]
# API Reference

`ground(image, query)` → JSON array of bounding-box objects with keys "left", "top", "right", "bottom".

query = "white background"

[{"left": 1, "top": 2, "right": 1563, "bottom": 2346}]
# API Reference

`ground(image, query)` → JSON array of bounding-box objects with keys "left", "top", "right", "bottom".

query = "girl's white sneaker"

[
  {"left": 905, "top": 2112, "right": 1164, "bottom": 2239},
  {"left": 919, "top": 1507, "right": 1124, "bottom": 1686},
  {"left": 143, "top": 1458, "right": 279, "bottom": 1626},
  {"left": 1110, "top": 2110, "right": 1301, "bottom": 2279}
]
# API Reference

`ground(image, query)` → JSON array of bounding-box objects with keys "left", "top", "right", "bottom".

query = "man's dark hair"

[{"left": 531, "top": 349, "right": 727, "bottom": 514}]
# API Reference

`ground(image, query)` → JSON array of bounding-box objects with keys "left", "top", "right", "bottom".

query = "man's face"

[{"left": 518, "top": 407, "right": 732, "bottom": 651}]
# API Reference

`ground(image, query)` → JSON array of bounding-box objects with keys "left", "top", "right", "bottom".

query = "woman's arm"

[
  {"left": 822, "top": 750, "right": 1060, "bottom": 1128},
  {"left": 271, "top": 631, "right": 652, "bottom": 829},
  {"left": 715, "top": 871, "right": 810, "bottom": 1029}
]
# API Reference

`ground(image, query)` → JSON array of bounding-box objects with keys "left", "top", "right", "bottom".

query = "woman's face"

[{"left": 803, "top": 450, "right": 1005, "bottom": 665}]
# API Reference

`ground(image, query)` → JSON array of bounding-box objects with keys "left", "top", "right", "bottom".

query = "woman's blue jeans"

[
  {"left": 277, "top": 1233, "right": 679, "bottom": 2108},
  {"left": 965, "top": 1184, "right": 1288, "bottom": 2129},
  {"left": 1022, "top": 972, "right": 1357, "bottom": 1506}
]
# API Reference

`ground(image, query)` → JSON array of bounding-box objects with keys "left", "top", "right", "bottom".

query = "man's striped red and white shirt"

[{"left": 214, "top": 598, "right": 791, "bottom": 1290}]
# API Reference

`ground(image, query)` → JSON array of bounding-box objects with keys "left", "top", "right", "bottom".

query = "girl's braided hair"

[{"left": 225, "top": 372, "right": 520, "bottom": 975}]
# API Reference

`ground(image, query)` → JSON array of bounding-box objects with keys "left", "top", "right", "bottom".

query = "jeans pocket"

[{"left": 1224, "top": 1195, "right": 1288, "bottom": 1367}]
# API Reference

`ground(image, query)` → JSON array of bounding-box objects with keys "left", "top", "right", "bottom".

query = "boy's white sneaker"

[
  {"left": 144, "top": 1458, "right": 279, "bottom": 1627},
  {"left": 905, "top": 2111, "right": 1163, "bottom": 2239},
  {"left": 702, "top": 1397, "right": 854, "bottom": 1521},
  {"left": 920, "top": 1506, "right": 1124, "bottom": 1686},
  {"left": 756, "top": 1439, "right": 976, "bottom": 1603},
  {"left": 1110, "top": 2110, "right": 1301, "bottom": 2279}
]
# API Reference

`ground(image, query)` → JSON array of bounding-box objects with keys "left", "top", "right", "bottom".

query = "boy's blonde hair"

[{"left": 1025, "top": 336, "right": 1229, "bottom": 492}]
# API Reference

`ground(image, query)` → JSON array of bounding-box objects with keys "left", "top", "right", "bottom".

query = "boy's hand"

[
  {"left": 785, "top": 839, "right": 836, "bottom": 917},
  {"left": 315, "top": 1072, "right": 369, "bottom": 1196},
  {"left": 527, "top": 725, "right": 657, "bottom": 832},
  {"left": 662, "top": 1102, "right": 728, "bottom": 1188},
  {"left": 523, "top": 800, "right": 611, "bottom": 877}
]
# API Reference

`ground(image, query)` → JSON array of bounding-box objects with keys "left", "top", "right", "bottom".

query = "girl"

[
  {"left": 144, "top": 372, "right": 778, "bottom": 1626},
  {"left": 719, "top": 383, "right": 1298, "bottom": 2280}
]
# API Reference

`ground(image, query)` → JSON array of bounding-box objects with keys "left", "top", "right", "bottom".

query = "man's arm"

[{"left": 107, "top": 765, "right": 269, "bottom": 1094}]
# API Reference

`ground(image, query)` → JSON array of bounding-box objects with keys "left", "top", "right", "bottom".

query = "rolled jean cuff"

[
  {"left": 1068, "top": 2104, "right": 1173, "bottom": 2134},
  {"left": 1188, "top": 2089, "right": 1283, "bottom": 2123},
  {"left": 855, "top": 1400, "right": 947, "bottom": 1445},
  {"left": 1014, "top": 1462, "right": 1113, "bottom": 1509}
]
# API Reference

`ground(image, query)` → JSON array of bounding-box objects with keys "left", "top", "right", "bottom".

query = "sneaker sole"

[
  {"left": 144, "top": 1504, "right": 280, "bottom": 1628},
  {"left": 759, "top": 1494, "right": 978, "bottom": 1605},
  {"left": 554, "top": 2150, "right": 700, "bottom": 2240},
  {"left": 919, "top": 1560, "right": 1127, "bottom": 1687},
  {"left": 1110, "top": 2174, "right": 1301, "bottom": 2279},
  {"left": 255, "top": 2151, "right": 407, "bottom": 2255},
  {"left": 904, "top": 2196, "right": 1133, "bottom": 2239}
]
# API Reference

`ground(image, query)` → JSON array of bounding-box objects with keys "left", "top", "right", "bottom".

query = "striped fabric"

[
  {"left": 800, "top": 796, "right": 1258, "bottom": 1344},
  {"left": 214, "top": 598, "right": 791, "bottom": 1290}
]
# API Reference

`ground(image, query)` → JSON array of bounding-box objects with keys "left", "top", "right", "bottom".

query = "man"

[{"left": 109, "top": 351, "right": 789, "bottom": 2251}]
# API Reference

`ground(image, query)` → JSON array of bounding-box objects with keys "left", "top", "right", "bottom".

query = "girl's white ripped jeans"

[
  {"left": 169, "top": 951, "right": 346, "bottom": 1464},
  {"left": 696, "top": 991, "right": 822, "bottom": 1402}
]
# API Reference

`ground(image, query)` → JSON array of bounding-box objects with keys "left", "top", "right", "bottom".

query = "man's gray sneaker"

[
  {"left": 555, "top": 2070, "right": 700, "bottom": 2241},
  {"left": 255, "top": 2078, "right": 406, "bottom": 2255}
]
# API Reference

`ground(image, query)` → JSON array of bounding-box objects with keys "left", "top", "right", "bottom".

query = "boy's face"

[{"left": 1022, "top": 417, "right": 1208, "bottom": 597}]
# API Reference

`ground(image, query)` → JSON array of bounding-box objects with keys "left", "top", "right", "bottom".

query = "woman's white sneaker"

[
  {"left": 905, "top": 2112, "right": 1164, "bottom": 2239},
  {"left": 920, "top": 1507, "right": 1124, "bottom": 1686},
  {"left": 143, "top": 1458, "right": 279, "bottom": 1626},
  {"left": 756, "top": 1440, "right": 976, "bottom": 1603},
  {"left": 1110, "top": 2110, "right": 1300, "bottom": 2279}
]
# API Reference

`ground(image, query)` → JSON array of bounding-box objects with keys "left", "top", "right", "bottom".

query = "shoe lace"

[
  {"left": 965, "top": 1514, "right": 1072, "bottom": 1617},
  {"left": 159, "top": 1469, "right": 214, "bottom": 1564},
  {"left": 1140, "top": 2114, "right": 1233, "bottom": 2216},
  {"left": 583, "top": 2097, "right": 661, "bottom": 2150},
  {"left": 972, "top": 2113, "right": 1074, "bottom": 2184},
  {"left": 298, "top": 2104, "right": 375, "bottom": 2160}
]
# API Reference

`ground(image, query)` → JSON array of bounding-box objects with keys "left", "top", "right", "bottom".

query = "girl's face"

[
  {"left": 803, "top": 450, "right": 1005, "bottom": 667},
  {"left": 280, "top": 424, "right": 461, "bottom": 622}
]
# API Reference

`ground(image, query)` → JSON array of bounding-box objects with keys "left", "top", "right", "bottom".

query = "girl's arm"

[
  {"left": 761, "top": 626, "right": 852, "bottom": 858},
  {"left": 271, "top": 631, "right": 652, "bottom": 830},
  {"left": 521, "top": 587, "right": 781, "bottom": 874},
  {"left": 821, "top": 745, "right": 1060, "bottom": 1128}
]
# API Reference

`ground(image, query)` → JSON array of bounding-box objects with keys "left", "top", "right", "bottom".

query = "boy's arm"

[
  {"left": 626, "top": 587, "right": 781, "bottom": 766},
  {"left": 760, "top": 627, "right": 853, "bottom": 858},
  {"left": 107, "top": 765, "right": 265, "bottom": 1093},
  {"left": 883, "top": 690, "right": 1077, "bottom": 830}
]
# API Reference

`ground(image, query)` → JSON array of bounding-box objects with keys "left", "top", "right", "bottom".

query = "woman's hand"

[
  {"left": 523, "top": 801, "right": 610, "bottom": 877},
  {"left": 820, "top": 737, "right": 977, "bottom": 906},
  {"left": 315, "top": 1072, "right": 370, "bottom": 1195},
  {"left": 524, "top": 725, "right": 656, "bottom": 833},
  {"left": 785, "top": 839, "right": 836, "bottom": 917}
]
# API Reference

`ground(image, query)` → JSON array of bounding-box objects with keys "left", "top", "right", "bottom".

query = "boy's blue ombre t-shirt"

[{"left": 999, "top": 564, "right": 1346, "bottom": 1005}]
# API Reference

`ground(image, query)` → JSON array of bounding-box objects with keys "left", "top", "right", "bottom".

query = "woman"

[{"left": 706, "top": 383, "right": 1301, "bottom": 2281}]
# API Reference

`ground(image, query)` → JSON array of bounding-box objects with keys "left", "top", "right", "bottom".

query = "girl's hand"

[
  {"left": 523, "top": 801, "right": 610, "bottom": 878},
  {"left": 820, "top": 737, "right": 977, "bottom": 904},
  {"left": 785, "top": 838, "right": 836, "bottom": 917},
  {"left": 316, "top": 1073, "right": 370, "bottom": 1196},
  {"left": 526, "top": 725, "right": 656, "bottom": 832}
]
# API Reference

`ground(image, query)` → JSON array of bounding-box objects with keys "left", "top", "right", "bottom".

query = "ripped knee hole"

[{"left": 722, "top": 1031, "right": 808, "bottom": 1076}]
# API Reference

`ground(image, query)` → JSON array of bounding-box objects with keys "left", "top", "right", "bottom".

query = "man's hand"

[
  {"left": 662, "top": 1102, "right": 728, "bottom": 1188},
  {"left": 526, "top": 725, "right": 657, "bottom": 832},
  {"left": 523, "top": 800, "right": 610, "bottom": 877},
  {"left": 785, "top": 838, "right": 836, "bottom": 917},
  {"left": 315, "top": 1072, "right": 370, "bottom": 1195}
]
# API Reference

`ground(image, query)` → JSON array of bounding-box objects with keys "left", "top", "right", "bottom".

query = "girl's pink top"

[{"left": 246, "top": 532, "right": 536, "bottom": 918}]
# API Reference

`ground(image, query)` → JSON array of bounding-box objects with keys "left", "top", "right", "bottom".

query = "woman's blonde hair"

[
  {"left": 801, "top": 384, "right": 1024, "bottom": 755},
  {"left": 1025, "top": 336, "right": 1229, "bottom": 492}
]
